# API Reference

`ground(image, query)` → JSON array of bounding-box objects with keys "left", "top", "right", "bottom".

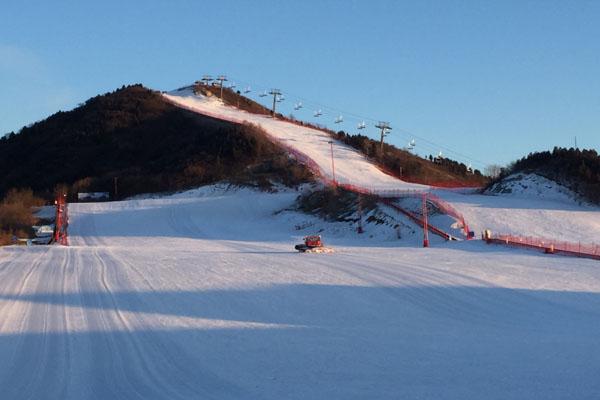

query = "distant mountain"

[
  {"left": 488, "top": 147, "right": 600, "bottom": 204},
  {"left": 0, "top": 85, "right": 312, "bottom": 200}
]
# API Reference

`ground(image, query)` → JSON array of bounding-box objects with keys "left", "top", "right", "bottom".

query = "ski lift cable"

[
  {"left": 259, "top": 85, "right": 485, "bottom": 168},
  {"left": 229, "top": 77, "right": 367, "bottom": 120},
  {"left": 229, "top": 76, "right": 487, "bottom": 168},
  {"left": 392, "top": 127, "right": 487, "bottom": 168}
]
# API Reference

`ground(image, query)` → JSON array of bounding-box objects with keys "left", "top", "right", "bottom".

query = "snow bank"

[
  {"left": 435, "top": 188, "right": 600, "bottom": 243},
  {"left": 486, "top": 173, "right": 581, "bottom": 204}
]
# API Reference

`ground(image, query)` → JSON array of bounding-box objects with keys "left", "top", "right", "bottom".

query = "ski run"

[{"left": 0, "top": 88, "right": 599, "bottom": 399}]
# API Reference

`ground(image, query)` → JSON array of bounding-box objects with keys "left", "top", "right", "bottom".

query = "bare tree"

[{"left": 484, "top": 164, "right": 504, "bottom": 178}]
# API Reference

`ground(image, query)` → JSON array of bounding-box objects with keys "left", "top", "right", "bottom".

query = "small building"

[{"left": 77, "top": 192, "right": 110, "bottom": 202}]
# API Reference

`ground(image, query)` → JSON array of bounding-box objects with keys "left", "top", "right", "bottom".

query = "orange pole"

[{"left": 423, "top": 193, "right": 429, "bottom": 248}]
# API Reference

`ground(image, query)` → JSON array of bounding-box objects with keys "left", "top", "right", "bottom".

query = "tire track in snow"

[
  {"left": 0, "top": 248, "right": 51, "bottom": 391},
  {"left": 94, "top": 246, "right": 247, "bottom": 399},
  {"left": 94, "top": 247, "right": 178, "bottom": 399},
  {"left": 0, "top": 248, "right": 49, "bottom": 332},
  {"left": 77, "top": 200, "right": 266, "bottom": 398},
  {"left": 0, "top": 248, "right": 27, "bottom": 275},
  {"left": 0, "top": 247, "right": 72, "bottom": 400},
  {"left": 308, "top": 251, "right": 594, "bottom": 331},
  {"left": 303, "top": 252, "right": 522, "bottom": 327},
  {"left": 73, "top": 206, "right": 242, "bottom": 399},
  {"left": 80, "top": 247, "right": 150, "bottom": 399}
]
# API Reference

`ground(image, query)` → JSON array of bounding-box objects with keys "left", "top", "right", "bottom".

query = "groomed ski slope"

[
  {"left": 435, "top": 188, "right": 600, "bottom": 244},
  {"left": 163, "top": 89, "right": 600, "bottom": 244},
  {"left": 1, "top": 186, "right": 600, "bottom": 399},
  {"left": 163, "top": 88, "right": 429, "bottom": 192}
]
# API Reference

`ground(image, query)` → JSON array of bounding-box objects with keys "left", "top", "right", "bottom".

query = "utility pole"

[
  {"left": 328, "top": 140, "right": 336, "bottom": 185},
  {"left": 357, "top": 194, "right": 364, "bottom": 234},
  {"left": 53, "top": 192, "right": 69, "bottom": 246},
  {"left": 269, "top": 89, "right": 281, "bottom": 116},
  {"left": 216, "top": 75, "right": 228, "bottom": 99},
  {"left": 422, "top": 193, "right": 429, "bottom": 248},
  {"left": 375, "top": 121, "right": 392, "bottom": 154}
]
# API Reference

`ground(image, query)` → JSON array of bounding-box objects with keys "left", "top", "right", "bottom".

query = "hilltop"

[
  {"left": 0, "top": 85, "right": 312, "bottom": 200},
  {"left": 1, "top": 83, "right": 489, "bottom": 201},
  {"left": 487, "top": 147, "right": 600, "bottom": 204},
  {"left": 165, "top": 84, "right": 489, "bottom": 191}
]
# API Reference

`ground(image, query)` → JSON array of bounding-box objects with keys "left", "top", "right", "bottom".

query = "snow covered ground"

[
  {"left": 163, "top": 88, "right": 429, "bottom": 192},
  {"left": 1, "top": 186, "right": 600, "bottom": 399},
  {"left": 435, "top": 184, "right": 600, "bottom": 244},
  {"left": 163, "top": 88, "right": 600, "bottom": 244},
  {"left": 0, "top": 87, "right": 598, "bottom": 398},
  {"left": 486, "top": 173, "right": 582, "bottom": 204}
]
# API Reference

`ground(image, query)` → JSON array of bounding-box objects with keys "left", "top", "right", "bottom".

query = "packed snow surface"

[
  {"left": 486, "top": 173, "right": 581, "bottom": 204},
  {"left": 435, "top": 181, "right": 600, "bottom": 243},
  {"left": 163, "top": 88, "right": 428, "bottom": 192},
  {"left": 1, "top": 186, "right": 599, "bottom": 399}
]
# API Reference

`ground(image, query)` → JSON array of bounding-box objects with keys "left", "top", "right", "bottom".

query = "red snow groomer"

[{"left": 294, "top": 235, "right": 333, "bottom": 253}]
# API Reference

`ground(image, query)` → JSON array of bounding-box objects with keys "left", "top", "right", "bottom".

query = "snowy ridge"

[
  {"left": 486, "top": 173, "right": 581, "bottom": 204},
  {"left": 163, "top": 88, "right": 429, "bottom": 193}
]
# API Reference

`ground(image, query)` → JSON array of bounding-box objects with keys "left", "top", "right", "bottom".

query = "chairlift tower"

[
  {"left": 375, "top": 121, "right": 392, "bottom": 153},
  {"left": 269, "top": 89, "right": 282, "bottom": 116},
  {"left": 216, "top": 75, "right": 228, "bottom": 99},
  {"left": 201, "top": 75, "right": 213, "bottom": 86}
]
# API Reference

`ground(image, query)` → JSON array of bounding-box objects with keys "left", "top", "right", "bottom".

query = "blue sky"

[{"left": 1, "top": 1, "right": 599, "bottom": 168}]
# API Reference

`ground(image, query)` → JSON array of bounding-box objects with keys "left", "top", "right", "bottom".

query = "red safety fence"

[
  {"left": 53, "top": 194, "right": 69, "bottom": 246},
  {"left": 427, "top": 193, "right": 470, "bottom": 237},
  {"left": 381, "top": 198, "right": 453, "bottom": 241},
  {"left": 486, "top": 234, "right": 600, "bottom": 261}
]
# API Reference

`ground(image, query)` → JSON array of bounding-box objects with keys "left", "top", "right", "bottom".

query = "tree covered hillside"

[
  {"left": 332, "top": 131, "right": 488, "bottom": 187},
  {"left": 0, "top": 85, "right": 312, "bottom": 200},
  {"left": 495, "top": 147, "right": 600, "bottom": 203}
]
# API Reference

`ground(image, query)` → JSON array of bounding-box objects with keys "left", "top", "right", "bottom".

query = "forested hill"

[
  {"left": 331, "top": 131, "right": 488, "bottom": 187},
  {"left": 497, "top": 147, "right": 600, "bottom": 203},
  {"left": 0, "top": 85, "right": 312, "bottom": 200}
]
